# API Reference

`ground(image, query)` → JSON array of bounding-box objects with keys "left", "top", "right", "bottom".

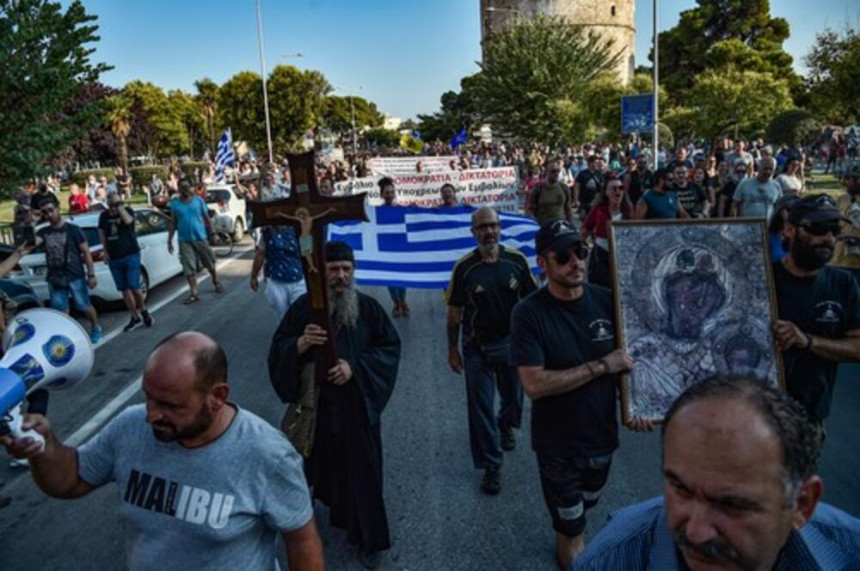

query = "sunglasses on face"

[
  {"left": 552, "top": 243, "right": 589, "bottom": 265},
  {"left": 801, "top": 222, "right": 841, "bottom": 237}
]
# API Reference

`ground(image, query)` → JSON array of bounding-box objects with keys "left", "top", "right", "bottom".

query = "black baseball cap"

[
  {"left": 535, "top": 220, "right": 583, "bottom": 254},
  {"left": 787, "top": 194, "right": 846, "bottom": 224}
]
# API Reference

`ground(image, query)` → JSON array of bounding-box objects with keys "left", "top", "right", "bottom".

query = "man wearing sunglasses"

[
  {"left": 772, "top": 194, "right": 860, "bottom": 442},
  {"left": 510, "top": 220, "right": 650, "bottom": 568}
]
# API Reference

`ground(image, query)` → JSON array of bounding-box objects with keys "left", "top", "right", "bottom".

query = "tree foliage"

[
  {"left": 579, "top": 73, "right": 670, "bottom": 143},
  {"left": 321, "top": 95, "right": 384, "bottom": 135},
  {"left": 194, "top": 78, "right": 220, "bottom": 157},
  {"left": 474, "top": 14, "right": 620, "bottom": 143},
  {"left": 766, "top": 109, "right": 821, "bottom": 146},
  {"left": 50, "top": 81, "right": 118, "bottom": 169},
  {"left": 122, "top": 80, "right": 187, "bottom": 158},
  {"left": 218, "top": 66, "right": 331, "bottom": 155},
  {"left": 0, "top": 0, "right": 111, "bottom": 195},
  {"left": 681, "top": 67, "right": 793, "bottom": 141},
  {"left": 363, "top": 128, "right": 400, "bottom": 148},
  {"left": 417, "top": 75, "right": 481, "bottom": 142},
  {"left": 804, "top": 28, "right": 860, "bottom": 124},
  {"left": 653, "top": 0, "right": 800, "bottom": 102}
]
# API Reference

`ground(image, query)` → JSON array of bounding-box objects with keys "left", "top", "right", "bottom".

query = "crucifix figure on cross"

[{"left": 249, "top": 150, "right": 368, "bottom": 381}]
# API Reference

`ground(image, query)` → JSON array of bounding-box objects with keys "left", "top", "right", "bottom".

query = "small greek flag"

[{"left": 215, "top": 128, "right": 235, "bottom": 183}]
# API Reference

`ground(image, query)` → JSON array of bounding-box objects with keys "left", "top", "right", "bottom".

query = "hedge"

[
  {"left": 130, "top": 165, "right": 169, "bottom": 189},
  {"left": 70, "top": 169, "right": 115, "bottom": 187},
  {"left": 178, "top": 162, "right": 210, "bottom": 181}
]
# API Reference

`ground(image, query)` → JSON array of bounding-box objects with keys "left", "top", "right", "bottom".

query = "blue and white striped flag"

[
  {"left": 215, "top": 128, "right": 235, "bottom": 183},
  {"left": 328, "top": 206, "right": 540, "bottom": 289}
]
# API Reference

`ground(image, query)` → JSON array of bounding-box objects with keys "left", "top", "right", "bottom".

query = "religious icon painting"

[{"left": 609, "top": 219, "right": 783, "bottom": 424}]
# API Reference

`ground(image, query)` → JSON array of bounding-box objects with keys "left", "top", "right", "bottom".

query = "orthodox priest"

[{"left": 268, "top": 241, "right": 401, "bottom": 570}]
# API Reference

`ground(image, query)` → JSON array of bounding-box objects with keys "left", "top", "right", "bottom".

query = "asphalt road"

[{"left": 0, "top": 244, "right": 857, "bottom": 570}]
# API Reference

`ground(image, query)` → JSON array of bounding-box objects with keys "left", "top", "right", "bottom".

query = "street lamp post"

[
  {"left": 653, "top": 0, "right": 659, "bottom": 170},
  {"left": 255, "top": 0, "right": 274, "bottom": 163}
]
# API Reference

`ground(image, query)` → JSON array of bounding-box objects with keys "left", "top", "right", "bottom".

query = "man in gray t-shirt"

[
  {"left": 733, "top": 157, "right": 782, "bottom": 221},
  {"left": 1, "top": 332, "right": 324, "bottom": 571}
]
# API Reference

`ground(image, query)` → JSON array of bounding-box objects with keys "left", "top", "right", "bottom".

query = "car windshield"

[{"left": 206, "top": 190, "right": 231, "bottom": 204}]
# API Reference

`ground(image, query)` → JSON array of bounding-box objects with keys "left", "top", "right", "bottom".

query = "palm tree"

[
  {"left": 107, "top": 94, "right": 132, "bottom": 174},
  {"left": 194, "top": 78, "right": 220, "bottom": 157}
]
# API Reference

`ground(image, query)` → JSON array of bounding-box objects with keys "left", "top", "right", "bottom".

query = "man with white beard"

[{"left": 268, "top": 241, "right": 401, "bottom": 570}]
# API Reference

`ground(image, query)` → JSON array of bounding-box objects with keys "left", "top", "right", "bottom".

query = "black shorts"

[{"left": 537, "top": 453, "right": 613, "bottom": 537}]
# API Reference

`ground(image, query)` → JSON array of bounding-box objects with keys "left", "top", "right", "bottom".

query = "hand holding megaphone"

[{"left": 0, "top": 309, "right": 94, "bottom": 454}]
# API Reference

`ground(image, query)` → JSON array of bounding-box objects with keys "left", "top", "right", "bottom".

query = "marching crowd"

[{"left": 2, "top": 134, "right": 860, "bottom": 570}]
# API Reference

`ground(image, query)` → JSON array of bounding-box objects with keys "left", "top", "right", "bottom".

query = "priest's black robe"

[{"left": 268, "top": 291, "right": 401, "bottom": 553}]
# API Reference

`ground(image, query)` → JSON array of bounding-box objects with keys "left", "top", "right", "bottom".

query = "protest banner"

[
  {"left": 367, "top": 156, "right": 456, "bottom": 175},
  {"left": 334, "top": 166, "right": 519, "bottom": 211}
]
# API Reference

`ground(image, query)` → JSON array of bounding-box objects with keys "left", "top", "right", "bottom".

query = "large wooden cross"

[{"left": 248, "top": 150, "right": 368, "bottom": 383}]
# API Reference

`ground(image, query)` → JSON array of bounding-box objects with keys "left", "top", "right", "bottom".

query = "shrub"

[
  {"left": 70, "top": 168, "right": 115, "bottom": 187},
  {"left": 766, "top": 109, "right": 821, "bottom": 147},
  {"left": 129, "top": 166, "right": 169, "bottom": 189},
  {"left": 178, "top": 162, "right": 210, "bottom": 181}
]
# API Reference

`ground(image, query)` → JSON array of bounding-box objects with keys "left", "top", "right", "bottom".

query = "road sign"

[{"left": 621, "top": 94, "right": 655, "bottom": 134}]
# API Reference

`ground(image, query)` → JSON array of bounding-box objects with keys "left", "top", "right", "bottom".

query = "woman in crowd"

[
  {"left": 775, "top": 157, "right": 804, "bottom": 196},
  {"left": 580, "top": 176, "right": 633, "bottom": 289}
]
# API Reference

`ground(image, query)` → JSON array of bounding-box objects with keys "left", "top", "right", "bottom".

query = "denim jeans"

[{"left": 463, "top": 340, "right": 523, "bottom": 470}]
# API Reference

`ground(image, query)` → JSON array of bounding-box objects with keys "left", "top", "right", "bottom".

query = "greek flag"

[
  {"left": 328, "top": 206, "right": 540, "bottom": 289},
  {"left": 215, "top": 128, "right": 235, "bottom": 183}
]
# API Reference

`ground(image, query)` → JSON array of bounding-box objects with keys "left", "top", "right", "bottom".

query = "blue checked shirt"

[{"left": 573, "top": 497, "right": 860, "bottom": 570}]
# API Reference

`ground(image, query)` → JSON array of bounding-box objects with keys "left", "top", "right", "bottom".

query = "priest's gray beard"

[{"left": 328, "top": 283, "right": 359, "bottom": 331}]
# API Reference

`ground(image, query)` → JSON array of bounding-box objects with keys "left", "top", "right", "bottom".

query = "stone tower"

[{"left": 480, "top": 0, "right": 636, "bottom": 83}]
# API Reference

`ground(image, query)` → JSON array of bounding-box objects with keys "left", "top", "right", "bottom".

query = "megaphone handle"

[{"left": 8, "top": 404, "right": 45, "bottom": 452}]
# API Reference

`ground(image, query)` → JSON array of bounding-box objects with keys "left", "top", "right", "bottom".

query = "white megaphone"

[{"left": 0, "top": 309, "right": 95, "bottom": 451}]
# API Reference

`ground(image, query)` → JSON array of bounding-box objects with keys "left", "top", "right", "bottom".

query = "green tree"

[
  {"left": 766, "top": 109, "right": 821, "bottom": 147},
  {"left": 683, "top": 67, "right": 793, "bottom": 142},
  {"left": 194, "top": 78, "right": 220, "bottom": 156},
  {"left": 321, "top": 95, "right": 384, "bottom": 135},
  {"left": 417, "top": 74, "right": 481, "bottom": 142},
  {"left": 219, "top": 66, "right": 331, "bottom": 155},
  {"left": 123, "top": 80, "right": 186, "bottom": 158},
  {"left": 654, "top": 0, "right": 800, "bottom": 102},
  {"left": 363, "top": 128, "right": 400, "bottom": 148},
  {"left": 0, "top": 0, "right": 111, "bottom": 195},
  {"left": 580, "top": 73, "right": 671, "bottom": 142},
  {"left": 167, "top": 89, "right": 205, "bottom": 157},
  {"left": 217, "top": 71, "right": 265, "bottom": 152},
  {"left": 474, "top": 14, "right": 619, "bottom": 143},
  {"left": 804, "top": 28, "right": 860, "bottom": 124},
  {"left": 106, "top": 94, "right": 132, "bottom": 174}
]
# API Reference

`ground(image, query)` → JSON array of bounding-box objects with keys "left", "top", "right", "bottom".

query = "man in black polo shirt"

[
  {"left": 510, "top": 220, "right": 650, "bottom": 569},
  {"left": 446, "top": 207, "right": 537, "bottom": 495},
  {"left": 772, "top": 194, "right": 860, "bottom": 440},
  {"left": 573, "top": 155, "right": 605, "bottom": 218}
]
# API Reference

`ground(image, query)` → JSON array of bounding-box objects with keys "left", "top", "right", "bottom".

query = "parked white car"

[
  {"left": 10, "top": 208, "right": 183, "bottom": 305},
  {"left": 205, "top": 185, "right": 247, "bottom": 241}
]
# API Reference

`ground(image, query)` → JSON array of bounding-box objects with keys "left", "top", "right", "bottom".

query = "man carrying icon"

[
  {"left": 510, "top": 220, "right": 651, "bottom": 569},
  {"left": 771, "top": 194, "right": 860, "bottom": 442}
]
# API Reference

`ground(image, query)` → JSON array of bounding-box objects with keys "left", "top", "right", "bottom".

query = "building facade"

[{"left": 480, "top": 0, "right": 636, "bottom": 84}]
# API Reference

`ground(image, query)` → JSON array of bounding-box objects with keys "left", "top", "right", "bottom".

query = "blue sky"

[{"left": 78, "top": 0, "right": 858, "bottom": 120}]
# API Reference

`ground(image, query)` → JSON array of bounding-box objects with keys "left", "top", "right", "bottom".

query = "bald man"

[{"left": 1, "top": 332, "right": 324, "bottom": 570}]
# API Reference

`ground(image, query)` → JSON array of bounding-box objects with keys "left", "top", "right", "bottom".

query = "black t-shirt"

[
  {"left": 30, "top": 191, "right": 59, "bottom": 211},
  {"left": 98, "top": 207, "right": 140, "bottom": 258},
  {"left": 575, "top": 169, "right": 605, "bottom": 208},
  {"left": 773, "top": 262, "right": 860, "bottom": 421},
  {"left": 37, "top": 223, "right": 87, "bottom": 279},
  {"left": 446, "top": 246, "right": 537, "bottom": 345},
  {"left": 626, "top": 170, "right": 652, "bottom": 205},
  {"left": 510, "top": 285, "right": 620, "bottom": 457},
  {"left": 672, "top": 183, "right": 707, "bottom": 216},
  {"left": 719, "top": 180, "right": 738, "bottom": 217}
]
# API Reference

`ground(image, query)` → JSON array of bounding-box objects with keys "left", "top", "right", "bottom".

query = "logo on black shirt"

[
  {"left": 815, "top": 301, "right": 843, "bottom": 324},
  {"left": 589, "top": 319, "right": 614, "bottom": 342}
]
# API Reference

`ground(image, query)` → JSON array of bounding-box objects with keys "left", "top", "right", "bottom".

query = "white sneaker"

[{"left": 9, "top": 458, "right": 29, "bottom": 469}]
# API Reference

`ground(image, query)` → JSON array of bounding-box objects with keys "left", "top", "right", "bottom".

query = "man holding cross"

[
  {"left": 268, "top": 241, "right": 401, "bottom": 569},
  {"left": 257, "top": 152, "right": 400, "bottom": 570}
]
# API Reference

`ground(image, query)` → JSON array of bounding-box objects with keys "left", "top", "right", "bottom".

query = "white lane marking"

[
  {"left": 93, "top": 248, "right": 248, "bottom": 348},
  {"left": 65, "top": 248, "right": 251, "bottom": 445},
  {"left": 65, "top": 374, "right": 142, "bottom": 447}
]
